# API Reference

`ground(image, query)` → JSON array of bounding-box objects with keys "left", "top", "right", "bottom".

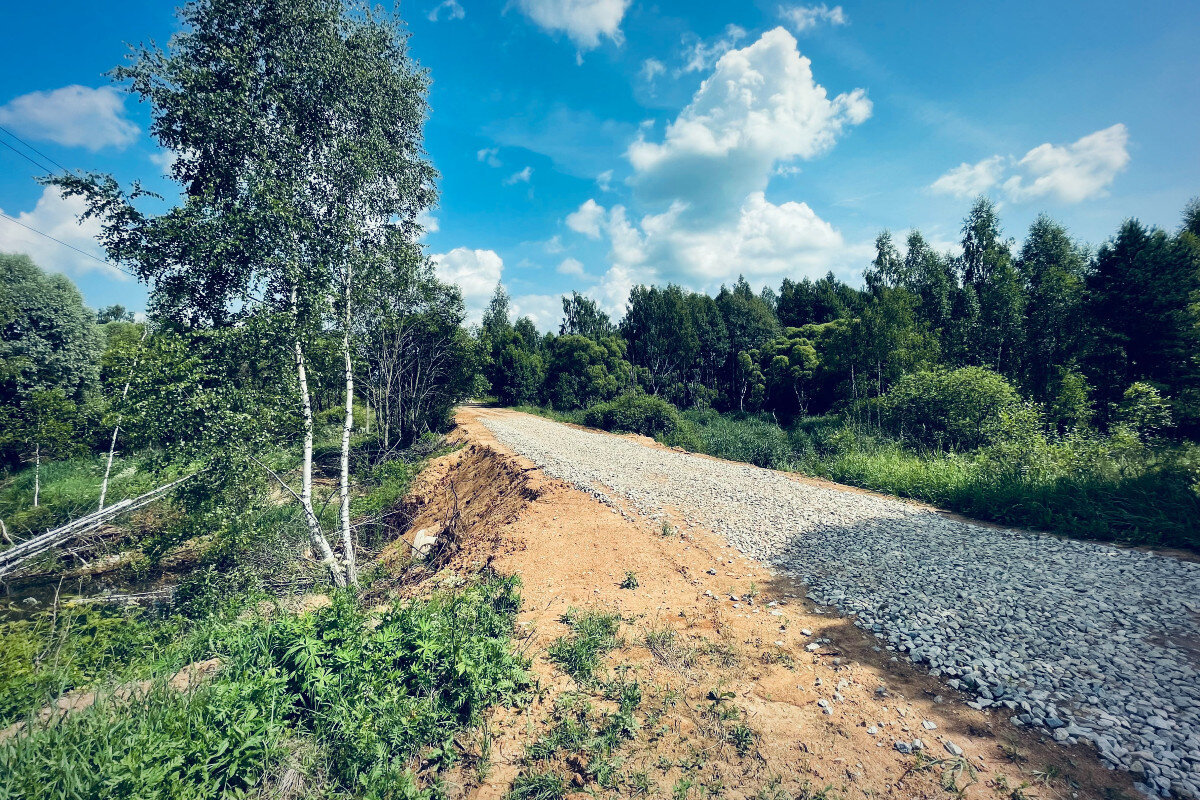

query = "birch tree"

[{"left": 51, "top": 0, "right": 435, "bottom": 586}]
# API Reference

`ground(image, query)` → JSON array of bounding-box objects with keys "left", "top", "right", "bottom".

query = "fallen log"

[{"left": 0, "top": 473, "right": 197, "bottom": 579}]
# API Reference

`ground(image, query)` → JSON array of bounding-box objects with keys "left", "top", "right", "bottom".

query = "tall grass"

[{"left": 788, "top": 419, "right": 1200, "bottom": 550}]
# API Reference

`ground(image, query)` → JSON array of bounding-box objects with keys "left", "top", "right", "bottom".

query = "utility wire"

[
  {"left": 0, "top": 212, "right": 138, "bottom": 279},
  {"left": 0, "top": 137, "right": 58, "bottom": 176},
  {"left": 0, "top": 130, "right": 267, "bottom": 307},
  {"left": 0, "top": 124, "right": 76, "bottom": 175}
]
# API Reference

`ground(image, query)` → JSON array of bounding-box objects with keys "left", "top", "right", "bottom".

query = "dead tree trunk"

[
  {"left": 33, "top": 442, "right": 40, "bottom": 508},
  {"left": 99, "top": 326, "right": 149, "bottom": 511},
  {"left": 0, "top": 473, "right": 197, "bottom": 579}
]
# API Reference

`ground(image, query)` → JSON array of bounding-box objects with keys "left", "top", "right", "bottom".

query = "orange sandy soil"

[{"left": 375, "top": 407, "right": 1138, "bottom": 800}]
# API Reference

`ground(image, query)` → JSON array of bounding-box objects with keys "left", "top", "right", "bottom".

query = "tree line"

[{"left": 481, "top": 196, "right": 1200, "bottom": 440}]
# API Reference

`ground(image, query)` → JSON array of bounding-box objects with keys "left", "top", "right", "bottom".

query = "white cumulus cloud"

[
  {"left": 514, "top": 0, "right": 631, "bottom": 51},
  {"left": 930, "top": 155, "right": 1006, "bottom": 198},
  {"left": 560, "top": 29, "right": 872, "bottom": 302},
  {"left": 566, "top": 199, "right": 606, "bottom": 238},
  {"left": 557, "top": 257, "right": 586, "bottom": 276},
  {"left": 0, "top": 86, "right": 139, "bottom": 152},
  {"left": 931, "top": 124, "right": 1130, "bottom": 204},
  {"left": 1005, "top": 124, "right": 1130, "bottom": 203},
  {"left": 0, "top": 186, "right": 126, "bottom": 278},
  {"left": 511, "top": 293, "right": 564, "bottom": 330},
  {"left": 627, "top": 27, "right": 871, "bottom": 218},
  {"left": 779, "top": 4, "right": 848, "bottom": 33},
  {"left": 415, "top": 208, "right": 439, "bottom": 234},
  {"left": 572, "top": 195, "right": 867, "bottom": 307},
  {"left": 430, "top": 247, "right": 503, "bottom": 324}
]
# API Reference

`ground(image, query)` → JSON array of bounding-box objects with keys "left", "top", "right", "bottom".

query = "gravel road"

[{"left": 480, "top": 410, "right": 1200, "bottom": 798}]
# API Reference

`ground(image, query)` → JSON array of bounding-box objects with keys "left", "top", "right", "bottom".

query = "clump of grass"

[
  {"left": 620, "top": 571, "right": 639, "bottom": 589},
  {"left": 547, "top": 608, "right": 623, "bottom": 684},
  {"left": 521, "top": 671, "right": 642, "bottom": 792},
  {"left": 644, "top": 627, "right": 697, "bottom": 671},
  {"left": 701, "top": 686, "right": 758, "bottom": 756},
  {"left": 506, "top": 769, "right": 568, "bottom": 800}
]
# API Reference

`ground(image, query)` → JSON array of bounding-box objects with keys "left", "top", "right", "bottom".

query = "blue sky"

[{"left": 1, "top": 0, "right": 1197, "bottom": 328}]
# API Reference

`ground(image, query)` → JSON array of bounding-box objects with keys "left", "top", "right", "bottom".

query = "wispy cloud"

[
  {"left": 427, "top": 0, "right": 465, "bottom": 22},
  {"left": 779, "top": 4, "right": 848, "bottom": 33},
  {"left": 476, "top": 147, "right": 501, "bottom": 167},
  {"left": 504, "top": 166, "right": 533, "bottom": 185}
]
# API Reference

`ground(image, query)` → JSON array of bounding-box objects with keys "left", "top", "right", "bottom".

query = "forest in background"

[{"left": 480, "top": 197, "right": 1200, "bottom": 550}]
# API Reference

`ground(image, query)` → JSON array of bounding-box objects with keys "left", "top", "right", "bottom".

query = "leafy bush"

[
  {"left": 1117, "top": 382, "right": 1173, "bottom": 440},
  {"left": 582, "top": 394, "right": 682, "bottom": 439},
  {"left": 0, "top": 677, "right": 289, "bottom": 800},
  {"left": 1, "top": 575, "right": 531, "bottom": 799},
  {"left": 880, "top": 367, "right": 1022, "bottom": 450},
  {"left": 263, "top": 576, "right": 529, "bottom": 792}
]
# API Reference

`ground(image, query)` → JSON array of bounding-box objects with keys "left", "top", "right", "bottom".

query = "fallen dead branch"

[{"left": 0, "top": 473, "right": 198, "bottom": 579}]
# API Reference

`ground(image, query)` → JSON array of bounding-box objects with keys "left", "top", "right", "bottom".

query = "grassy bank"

[
  {"left": 0, "top": 576, "right": 530, "bottom": 800},
  {"left": 509, "top": 403, "right": 1200, "bottom": 552}
]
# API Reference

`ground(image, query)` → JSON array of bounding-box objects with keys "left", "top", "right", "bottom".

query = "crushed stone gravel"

[{"left": 481, "top": 412, "right": 1200, "bottom": 799}]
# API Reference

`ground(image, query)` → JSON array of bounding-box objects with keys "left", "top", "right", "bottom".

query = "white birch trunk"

[
  {"left": 99, "top": 327, "right": 149, "bottom": 511},
  {"left": 339, "top": 263, "right": 357, "bottom": 587},
  {"left": 293, "top": 289, "right": 345, "bottom": 587},
  {"left": 33, "top": 443, "right": 40, "bottom": 508}
]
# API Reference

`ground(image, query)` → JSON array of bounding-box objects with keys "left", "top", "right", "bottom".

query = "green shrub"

[
  {"left": 582, "top": 394, "right": 682, "bottom": 439},
  {"left": 1, "top": 576, "right": 530, "bottom": 799},
  {"left": 880, "top": 367, "right": 1022, "bottom": 450},
  {"left": 682, "top": 410, "right": 791, "bottom": 469},
  {"left": 263, "top": 576, "right": 529, "bottom": 792},
  {"left": 1117, "top": 381, "right": 1173, "bottom": 440}
]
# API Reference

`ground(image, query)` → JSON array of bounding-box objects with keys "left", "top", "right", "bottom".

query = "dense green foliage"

[
  {"left": 0, "top": 576, "right": 529, "bottom": 800},
  {"left": 487, "top": 198, "right": 1200, "bottom": 437},
  {"left": 581, "top": 394, "right": 683, "bottom": 439},
  {"left": 879, "top": 367, "right": 1022, "bottom": 450}
]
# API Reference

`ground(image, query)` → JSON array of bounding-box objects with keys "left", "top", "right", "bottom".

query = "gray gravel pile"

[{"left": 481, "top": 412, "right": 1200, "bottom": 798}]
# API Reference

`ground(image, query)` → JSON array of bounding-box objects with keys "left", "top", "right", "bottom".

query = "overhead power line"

[
  {"left": 0, "top": 137, "right": 58, "bottom": 176},
  {"left": 0, "top": 123, "right": 76, "bottom": 175},
  {"left": 0, "top": 211, "right": 138, "bottom": 279}
]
